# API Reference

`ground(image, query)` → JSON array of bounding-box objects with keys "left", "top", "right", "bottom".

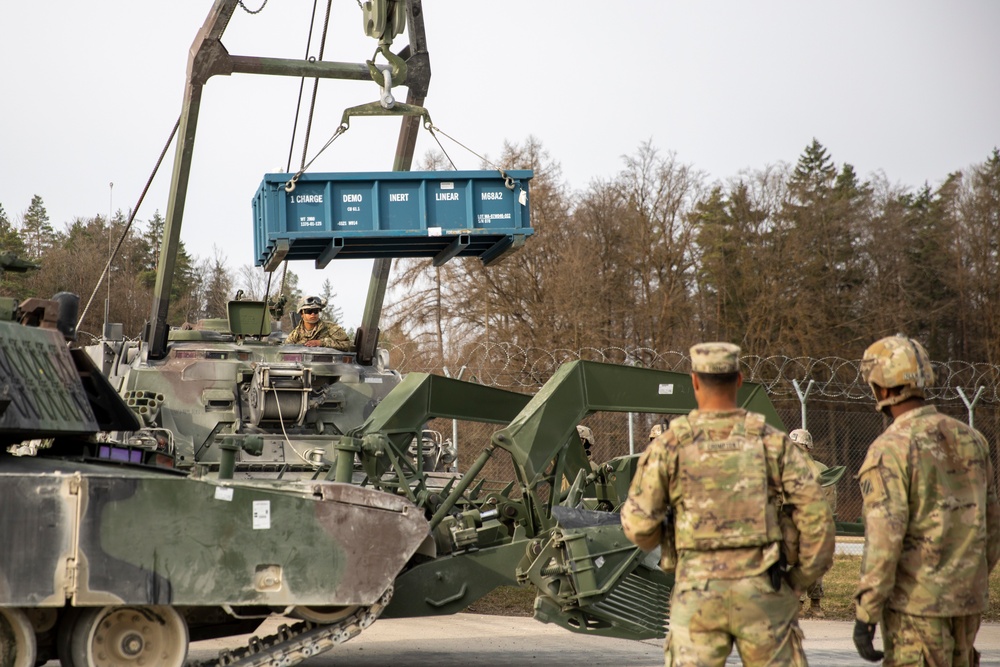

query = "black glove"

[{"left": 853, "top": 619, "right": 884, "bottom": 662}]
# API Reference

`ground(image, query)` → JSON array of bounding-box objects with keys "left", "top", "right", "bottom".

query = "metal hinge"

[
  {"left": 65, "top": 557, "right": 78, "bottom": 596},
  {"left": 68, "top": 475, "right": 81, "bottom": 495}
]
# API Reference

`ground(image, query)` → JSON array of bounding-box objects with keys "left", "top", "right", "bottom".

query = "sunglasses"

[{"left": 301, "top": 308, "right": 320, "bottom": 315}]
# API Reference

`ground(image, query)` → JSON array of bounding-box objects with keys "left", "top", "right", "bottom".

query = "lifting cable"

[
  {"left": 298, "top": 1, "right": 335, "bottom": 173},
  {"left": 270, "top": 0, "right": 333, "bottom": 299},
  {"left": 288, "top": 113, "right": 521, "bottom": 195},
  {"left": 77, "top": 117, "right": 181, "bottom": 332},
  {"left": 424, "top": 122, "right": 519, "bottom": 191},
  {"left": 284, "top": 0, "right": 321, "bottom": 174}
]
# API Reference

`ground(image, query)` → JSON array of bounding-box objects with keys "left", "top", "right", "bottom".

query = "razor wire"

[
  {"left": 390, "top": 341, "right": 1000, "bottom": 521},
  {"left": 385, "top": 342, "right": 1000, "bottom": 404}
]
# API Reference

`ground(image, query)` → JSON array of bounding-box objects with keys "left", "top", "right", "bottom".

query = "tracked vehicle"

[
  {"left": 0, "top": 259, "right": 429, "bottom": 667},
  {"left": 4, "top": 2, "right": 839, "bottom": 667}
]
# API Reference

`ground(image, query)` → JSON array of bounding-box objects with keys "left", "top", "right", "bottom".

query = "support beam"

[
  {"left": 315, "top": 238, "right": 344, "bottom": 269},
  {"left": 262, "top": 239, "right": 290, "bottom": 273},
  {"left": 433, "top": 234, "right": 470, "bottom": 267},
  {"left": 481, "top": 234, "right": 525, "bottom": 266}
]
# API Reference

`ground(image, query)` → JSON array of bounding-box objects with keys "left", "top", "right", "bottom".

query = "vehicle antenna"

[
  {"left": 77, "top": 118, "right": 179, "bottom": 331},
  {"left": 104, "top": 181, "right": 113, "bottom": 334}
]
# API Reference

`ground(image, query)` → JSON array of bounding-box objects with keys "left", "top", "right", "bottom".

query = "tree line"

[
  {"left": 384, "top": 139, "right": 1000, "bottom": 372},
  {"left": 0, "top": 199, "right": 343, "bottom": 339},
  {"left": 3, "top": 138, "right": 997, "bottom": 367}
]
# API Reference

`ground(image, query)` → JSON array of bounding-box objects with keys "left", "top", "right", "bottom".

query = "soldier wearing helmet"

[
  {"left": 622, "top": 342, "right": 833, "bottom": 666},
  {"left": 789, "top": 428, "right": 836, "bottom": 619},
  {"left": 284, "top": 295, "right": 352, "bottom": 350},
  {"left": 853, "top": 334, "right": 1000, "bottom": 664}
]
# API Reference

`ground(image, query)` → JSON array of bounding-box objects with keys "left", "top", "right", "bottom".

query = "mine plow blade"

[
  {"left": 523, "top": 508, "right": 671, "bottom": 640},
  {"left": 490, "top": 361, "right": 780, "bottom": 639}
]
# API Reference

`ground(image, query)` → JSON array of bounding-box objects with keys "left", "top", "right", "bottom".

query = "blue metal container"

[{"left": 252, "top": 170, "right": 533, "bottom": 270}]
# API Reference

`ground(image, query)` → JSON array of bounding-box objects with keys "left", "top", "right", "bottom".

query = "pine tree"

[
  {"left": 779, "top": 140, "right": 871, "bottom": 356},
  {"left": 318, "top": 278, "right": 344, "bottom": 325},
  {"left": 0, "top": 203, "right": 23, "bottom": 252},
  {"left": 19, "top": 195, "right": 56, "bottom": 260},
  {"left": 203, "top": 249, "right": 233, "bottom": 319},
  {"left": 0, "top": 202, "right": 28, "bottom": 296}
]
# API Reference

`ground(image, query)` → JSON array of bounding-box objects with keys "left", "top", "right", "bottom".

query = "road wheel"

[
  {"left": 0, "top": 608, "right": 37, "bottom": 667},
  {"left": 288, "top": 605, "right": 358, "bottom": 624},
  {"left": 69, "top": 606, "right": 187, "bottom": 667}
]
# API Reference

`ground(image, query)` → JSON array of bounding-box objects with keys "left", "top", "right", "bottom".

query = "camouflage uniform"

[
  {"left": 855, "top": 406, "right": 1000, "bottom": 665},
  {"left": 854, "top": 335, "right": 1000, "bottom": 666},
  {"left": 622, "top": 343, "right": 834, "bottom": 667},
  {"left": 804, "top": 460, "right": 836, "bottom": 604},
  {"left": 788, "top": 429, "right": 836, "bottom": 613},
  {"left": 285, "top": 320, "right": 351, "bottom": 350}
]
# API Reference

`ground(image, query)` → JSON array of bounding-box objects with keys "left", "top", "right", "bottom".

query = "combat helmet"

[
  {"left": 297, "top": 295, "right": 327, "bottom": 313},
  {"left": 860, "top": 334, "right": 935, "bottom": 411},
  {"left": 648, "top": 423, "right": 665, "bottom": 441},
  {"left": 788, "top": 428, "right": 813, "bottom": 450}
]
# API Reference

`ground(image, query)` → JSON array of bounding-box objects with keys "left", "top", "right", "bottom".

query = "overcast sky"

[{"left": 2, "top": 1, "right": 998, "bottom": 327}]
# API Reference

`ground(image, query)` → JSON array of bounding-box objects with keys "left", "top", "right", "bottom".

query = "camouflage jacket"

[
  {"left": 621, "top": 409, "right": 834, "bottom": 587},
  {"left": 285, "top": 320, "right": 351, "bottom": 351},
  {"left": 854, "top": 405, "right": 1000, "bottom": 623}
]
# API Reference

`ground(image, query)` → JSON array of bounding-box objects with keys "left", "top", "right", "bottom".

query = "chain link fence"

[{"left": 389, "top": 342, "right": 1000, "bottom": 518}]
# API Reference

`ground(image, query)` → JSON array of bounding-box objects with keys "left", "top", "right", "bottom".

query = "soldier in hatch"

[
  {"left": 622, "top": 342, "right": 833, "bottom": 667},
  {"left": 853, "top": 335, "right": 1000, "bottom": 665},
  {"left": 788, "top": 428, "right": 835, "bottom": 619},
  {"left": 284, "top": 295, "right": 352, "bottom": 350}
]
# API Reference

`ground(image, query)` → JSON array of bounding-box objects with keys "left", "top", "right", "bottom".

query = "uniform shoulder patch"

[{"left": 857, "top": 449, "right": 887, "bottom": 504}]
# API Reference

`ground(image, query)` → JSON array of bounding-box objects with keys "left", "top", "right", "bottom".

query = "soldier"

[
  {"left": 788, "top": 428, "right": 835, "bottom": 619},
  {"left": 284, "top": 295, "right": 352, "bottom": 350},
  {"left": 853, "top": 335, "right": 1000, "bottom": 664},
  {"left": 622, "top": 342, "right": 834, "bottom": 667}
]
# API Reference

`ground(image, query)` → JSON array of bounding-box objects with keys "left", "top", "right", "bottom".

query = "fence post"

[
  {"left": 442, "top": 365, "right": 468, "bottom": 464},
  {"left": 792, "top": 379, "right": 815, "bottom": 431},
  {"left": 627, "top": 355, "right": 641, "bottom": 455},
  {"left": 957, "top": 386, "right": 985, "bottom": 429}
]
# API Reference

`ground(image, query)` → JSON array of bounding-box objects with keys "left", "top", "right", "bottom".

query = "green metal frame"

[{"left": 364, "top": 361, "right": 784, "bottom": 639}]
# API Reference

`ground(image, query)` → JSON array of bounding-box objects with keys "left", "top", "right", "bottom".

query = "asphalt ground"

[{"left": 187, "top": 614, "right": 1000, "bottom": 666}]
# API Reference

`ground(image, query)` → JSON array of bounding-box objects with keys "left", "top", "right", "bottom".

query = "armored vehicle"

[
  {"left": 5, "top": 2, "right": 842, "bottom": 666},
  {"left": 0, "top": 265, "right": 429, "bottom": 666},
  {"left": 87, "top": 297, "right": 406, "bottom": 481}
]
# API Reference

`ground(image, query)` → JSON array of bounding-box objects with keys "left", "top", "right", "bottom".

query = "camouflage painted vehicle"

[
  {"left": 87, "top": 297, "right": 406, "bottom": 481},
  {"left": 0, "top": 284, "right": 429, "bottom": 667},
  {"left": 5, "top": 2, "right": 843, "bottom": 665},
  {"left": 331, "top": 359, "right": 788, "bottom": 638}
]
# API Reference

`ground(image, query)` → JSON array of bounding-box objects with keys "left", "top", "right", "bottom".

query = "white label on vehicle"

[
  {"left": 658, "top": 384, "right": 674, "bottom": 395},
  {"left": 595, "top": 556, "right": 605, "bottom": 569},
  {"left": 253, "top": 500, "right": 271, "bottom": 530},
  {"left": 364, "top": 377, "right": 383, "bottom": 383},
  {"left": 428, "top": 226, "right": 443, "bottom": 237},
  {"left": 215, "top": 487, "right": 234, "bottom": 502},
  {"left": 519, "top": 189, "right": 527, "bottom": 206},
  {"left": 440, "top": 182, "right": 454, "bottom": 190}
]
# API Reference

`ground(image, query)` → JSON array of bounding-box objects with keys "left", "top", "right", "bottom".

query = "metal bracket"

[{"left": 339, "top": 100, "right": 431, "bottom": 130}]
